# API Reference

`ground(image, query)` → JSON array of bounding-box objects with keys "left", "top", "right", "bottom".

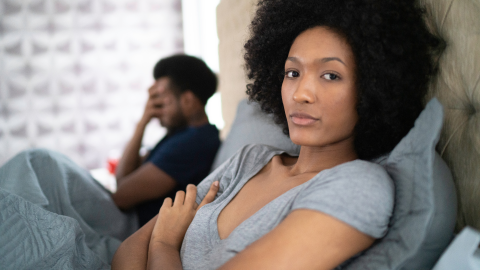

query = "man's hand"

[
  {"left": 139, "top": 81, "right": 166, "bottom": 126},
  {"left": 150, "top": 181, "right": 220, "bottom": 250}
]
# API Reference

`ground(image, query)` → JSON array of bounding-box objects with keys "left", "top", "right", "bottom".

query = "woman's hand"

[{"left": 150, "top": 181, "right": 219, "bottom": 251}]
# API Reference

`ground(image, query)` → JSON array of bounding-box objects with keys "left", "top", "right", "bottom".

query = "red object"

[{"left": 107, "top": 158, "right": 119, "bottom": 174}]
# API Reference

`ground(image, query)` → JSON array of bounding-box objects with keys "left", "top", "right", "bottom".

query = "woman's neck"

[{"left": 286, "top": 138, "right": 358, "bottom": 176}]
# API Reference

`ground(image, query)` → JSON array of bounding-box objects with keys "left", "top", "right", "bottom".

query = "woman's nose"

[{"left": 292, "top": 76, "right": 315, "bottom": 104}]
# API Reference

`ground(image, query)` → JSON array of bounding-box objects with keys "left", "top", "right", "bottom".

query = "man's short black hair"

[{"left": 153, "top": 54, "right": 217, "bottom": 105}]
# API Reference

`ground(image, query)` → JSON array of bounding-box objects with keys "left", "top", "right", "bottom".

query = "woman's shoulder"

[
  {"left": 322, "top": 159, "right": 392, "bottom": 186},
  {"left": 294, "top": 160, "right": 394, "bottom": 238},
  {"left": 298, "top": 159, "right": 394, "bottom": 214}
]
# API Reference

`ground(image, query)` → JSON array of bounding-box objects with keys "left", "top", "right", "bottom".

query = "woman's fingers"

[
  {"left": 184, "top": 184, "right": 197, "bottom": 208},
  {"left": 161, "top": 181, "right": 219, "bottom": 211},
  {"left": 161, "top": 197, "right": 173, "bottom": 210},
  {"left": 173, "top": 190, "right": 186, "bottom": 207},
  {"left": 198, "top": 181, "right": 219, "bottom": 210}
]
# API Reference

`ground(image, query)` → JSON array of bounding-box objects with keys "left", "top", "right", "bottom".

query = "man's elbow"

[{"left": 111, "top": 193, "right": 133, "bottom": 211}]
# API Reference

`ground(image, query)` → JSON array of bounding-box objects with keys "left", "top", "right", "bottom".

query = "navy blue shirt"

[{"left": 135, "top": 124, "right": 220, "bottom": 226}]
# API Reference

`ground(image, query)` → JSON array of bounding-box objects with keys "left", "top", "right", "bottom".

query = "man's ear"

[
  {"left": 180, "top": 90, "right": 196, "bottom": 107},
  {"left": 180, "top": 90, "right": 203, "bottom": 117}
]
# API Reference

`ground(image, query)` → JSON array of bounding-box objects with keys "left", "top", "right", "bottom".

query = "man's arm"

[
  {"left": 115, "top": 119, "right": 149, "bottom": 181},
  {"left": 113, "top": 81, "right": 173, "bottom": 209},
  {"left": 112, "top": 162, "right": 177, "bottom": 210},
  {"left": 113, "top": 89, "right": 176, "bottom": 209},
  {"left": 115, "top": 82, "right": 164, "bottom": 181}
]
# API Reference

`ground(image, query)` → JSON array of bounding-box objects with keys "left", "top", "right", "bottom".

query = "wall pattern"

[{"left": 0, "top": 0, "right": 183, "bottom": 169}]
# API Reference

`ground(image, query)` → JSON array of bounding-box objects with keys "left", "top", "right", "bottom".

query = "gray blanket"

[{"left": 0, "top": 149, "right": 138, "bottom": 269}]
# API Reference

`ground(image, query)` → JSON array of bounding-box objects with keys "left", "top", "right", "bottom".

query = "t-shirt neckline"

[{"left": 211, "top": 146, "right": 359, "bottom": 242}]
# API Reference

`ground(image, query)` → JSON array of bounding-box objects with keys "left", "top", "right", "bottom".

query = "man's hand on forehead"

[
  {"left": 141, "top": 82, "right": 170, "bottom": 122},
  {"left": 148, "top": 78, "right": 171, "bottom": 98},
  {"left": 152, "top": 96, "right": 164, "bottom": 109},
  {"left": 148, "top": 88, "right": 170, "bottom": 109}
]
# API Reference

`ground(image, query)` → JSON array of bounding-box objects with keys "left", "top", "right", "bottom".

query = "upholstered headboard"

[{"left": 420, "top": 0, "right": 480, "bottom": 231}]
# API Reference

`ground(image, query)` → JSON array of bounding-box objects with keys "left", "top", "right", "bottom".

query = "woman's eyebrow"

[
  {"left": 286, "top": 57, "right": 298, "bottom": 63},
  {"left": 320, "top": 57, "right": 346, "bottom": 66},
  {"left": 286, "top": 56, "right": 346, "bottom": 66}
]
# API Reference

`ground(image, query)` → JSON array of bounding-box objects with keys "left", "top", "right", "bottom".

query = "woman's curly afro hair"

[{"left": 244, "top": 0, "right": 441, "bottom": 160}]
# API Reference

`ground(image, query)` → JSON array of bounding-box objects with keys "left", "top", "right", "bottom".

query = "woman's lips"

[{"left": 290, "top": 113, "right": 319, "bottom": 126}]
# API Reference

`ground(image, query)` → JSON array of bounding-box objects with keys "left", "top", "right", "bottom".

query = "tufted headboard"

[{"left": 421, "top": 0, "right": 480, "bottom": 231}]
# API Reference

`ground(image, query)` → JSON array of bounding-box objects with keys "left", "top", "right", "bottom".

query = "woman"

[{"left": 112, "top": 0, "right": 439, "bottom": 269}]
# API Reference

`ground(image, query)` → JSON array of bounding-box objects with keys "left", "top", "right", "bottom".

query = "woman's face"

[{"left": 282, "top": 26, "right": 357, "bottom": 149}]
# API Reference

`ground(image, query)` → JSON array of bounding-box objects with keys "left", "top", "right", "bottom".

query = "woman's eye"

[
  {"left": 322, "top": 73, "right": 339, "bottom": 80},
  {"left": 285, "top": 71, "right": 299, "bottom": 78}
]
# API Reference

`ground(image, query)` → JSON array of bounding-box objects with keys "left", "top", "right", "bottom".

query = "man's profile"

[{"left": 111, "top": 54, "right": 220, "bottom": 226}]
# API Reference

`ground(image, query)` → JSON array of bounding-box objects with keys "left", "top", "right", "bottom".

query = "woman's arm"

[
  {"left": 111, "top": 181, "right": 219, "bottom": 270},
  {"left": 145, "top": 188, "right": 195, "bottom": 270},
  {"left": 111, "top": 215, "right": 157, "bottom": 270},
  {"left": 146, "top": 183, "right": 218, "bottom": 269},
  {"left": 219, "top": 209, "right": 375, "bottom": 270}
]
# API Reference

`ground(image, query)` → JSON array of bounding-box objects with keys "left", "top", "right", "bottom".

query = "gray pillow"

[
  {"left": 345, "top": 98, "right": 457, "bottom": 270},
  {"left": 210, "top": 99, "right": 300, "bottom": 171}
]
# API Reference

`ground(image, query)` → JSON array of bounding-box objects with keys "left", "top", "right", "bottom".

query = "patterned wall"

[{"left": 0, "top": 0, "right": 183, "bottom": 169}]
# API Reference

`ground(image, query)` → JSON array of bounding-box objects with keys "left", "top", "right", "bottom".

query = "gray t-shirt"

[{"left": 181, "top": 144, "right": 394, "bottom": 269}]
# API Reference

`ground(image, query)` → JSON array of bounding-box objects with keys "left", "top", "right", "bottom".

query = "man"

[
  {"left": 0, "top": 54, "right": 220, "bottom": 267},
  {"left": 112, "top": 55, "right": 220, "bottom": 226}
]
